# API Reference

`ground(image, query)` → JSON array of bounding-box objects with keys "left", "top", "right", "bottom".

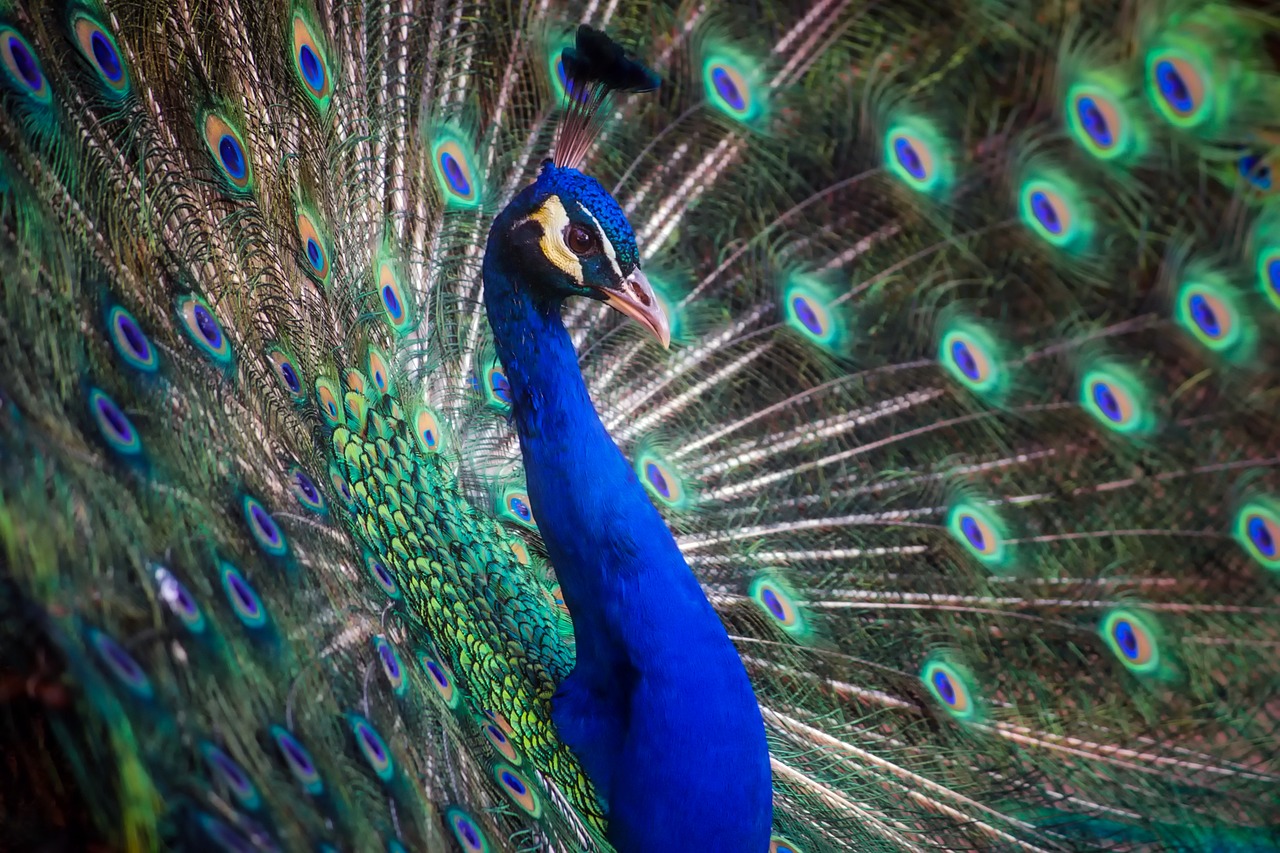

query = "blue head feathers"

[
  {"left": 488, "top": 160, "right": 669, "bottom": 347},
  {"left": 531, "top": 160, "right": 641, "bottom": 272}
]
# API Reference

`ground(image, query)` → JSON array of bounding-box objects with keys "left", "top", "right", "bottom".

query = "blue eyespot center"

[
  {"left": 226, "top": 571, "right": 260, "bottom": 615},
  {"left": 1240, "top": 154, "right": 1273, "bottom": 190},
  {"left": 382, "top": 285, "right": 402, "bottom": 319},
  {"left": 299, "top": 44, "right": 323, "bottom": 89},
  {"left": 116, "top": 313, "right": 149, "bottom": 359},
  {"left": 791, "top": 296, "right": 822, "bottom": 335},
  {"left": 279, "top": 733, "right": 314, "bottom": 774},
  {"left": 1247, "top": 515, "right": 1276, "bottom": 557},
  {"left": 306, "top": 238, "right": 322, "bottom": 270},
  {"left": 1113, "top": 619, "right": 1139, "bottom": 660},
  {"left": 250, "top": 502, "right": 282, "bottom": 547},
  {"left": 1030, "top": 191, "right": 1061, "bottom": 234},
  {"left": 379, "top": 645, "right": 400, "bottom": 678},
  {"left": 9, "top": 36, "right": 41, "bottom": 89},
  {"left": 358, "top": 724, "right": 386, "bottom": 761},
  {"left": 761, "top": 588, "right": 785, "bottom": 621},
  {"left": 194, "top": 304, "right": 222, "bottom": 347},
  {"left": 932, "top": 670, "right": 956, "bottom": 705},
  {"left": 457, "top": 817, "right": 481, "bottom": 848},
  {"left": 427, "top": 660, "right": 447, "bottom": 686},
  {"left": 893, "top": 137, "right": 925, "bottom": 180},
  {"left": 645, "top": 462, "right": 670, "bottom": 498},
  {"left": 210, "top": 749, "right": 250, "bottom": 790},
  {"left": 1155, "top": 60, "right": 1192, "bottom": 114},
  {"left": 510, "top": 497, "right": 530, "bottom": 521},
  {"left": 218, "top": 134, "right": 246, "bottom": 180},
  {"left": 90, "top": 31, "right": 122, "bottom": 81},
  {"left": 422, "top": 428, "right": 435, "bottom": 446},
  {"left": 156, "top": 566, "right": 201, "bottom": 626},
  {"left": 1188, "top": 293, "right": 1221, "bottom": 338},
  {"left": 295, "top": 471, "right": 318, "bottom": 501},
  {"left": 491, "top": 371, "right": 510, "bottom": 403},
  {"left": 171, "top": 583, "right": 197, "bottom": 616},
  {"left": 96, "top": 394, "right": 133, "bottom": 442},
  {"left": 959, "top": 515, "right": 984, "bottom": 550},
  {"left": 280, "top": 361, "right": 300, "bottom": 392},
  {"left": 203, "top": 745, "right": 259, "bottom": 810},
  {"left": 1075, "top": 96, "right": 1112, "bottom": 148},
  {"left": 711, "top": 66, "right": 744, "bottom": 111},
  {"left": 501, "top": 770, "right": 527, "bottom": 796},
  {"left": 1092, "top": 382, "right": 1121, "bottom": 422},
  {"left": 950, "top": 340, "right": 979, "bottom": 380},
  {"left": 440, "top": 152, "right": 470, "bottom": 195},
  {"left": 93, "top": 630, "right": 146, "bottom": 686}
]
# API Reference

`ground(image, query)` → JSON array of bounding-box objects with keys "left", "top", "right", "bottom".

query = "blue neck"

[
  {"left": 483, "top": 247, "right": 694, "bottom": 635},
  {"left": 483, "top": 216, "right": 772, "bottom": 851}
]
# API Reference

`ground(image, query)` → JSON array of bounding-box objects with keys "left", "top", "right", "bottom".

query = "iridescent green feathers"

[{"left": 0, "top": 1, "right": 588, "bottom": 849}]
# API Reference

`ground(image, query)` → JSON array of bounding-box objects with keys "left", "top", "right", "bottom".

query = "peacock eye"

[{"left": 565, "top": 223, "right": 598, "bottom": 256}]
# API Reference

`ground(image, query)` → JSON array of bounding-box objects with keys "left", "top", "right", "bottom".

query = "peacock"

[{"left": 1, "top": 0, "right": 1279, "bottom": 849}]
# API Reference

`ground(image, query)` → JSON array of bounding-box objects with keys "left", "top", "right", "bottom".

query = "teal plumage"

[{"left": 1, "top": 0, "right": 1280, "bottom": 850}]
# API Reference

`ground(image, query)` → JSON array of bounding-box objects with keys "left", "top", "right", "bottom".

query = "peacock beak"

[{"left": 597, "top": 268, "right": 671, "bottom": 349}]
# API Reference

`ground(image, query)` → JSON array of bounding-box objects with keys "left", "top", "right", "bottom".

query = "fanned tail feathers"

[{"left": 1, "top": 0, "right": 1279, "bottom": 850}]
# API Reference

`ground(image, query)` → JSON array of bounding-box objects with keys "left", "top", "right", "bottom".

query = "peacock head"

[{"left": 495, "top": 158, "right": 669, "bottom": 347}]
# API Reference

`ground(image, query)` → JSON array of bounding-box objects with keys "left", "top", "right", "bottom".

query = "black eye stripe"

[{"left": 512, "top": 219, "right": 542, "bottom": 244}]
